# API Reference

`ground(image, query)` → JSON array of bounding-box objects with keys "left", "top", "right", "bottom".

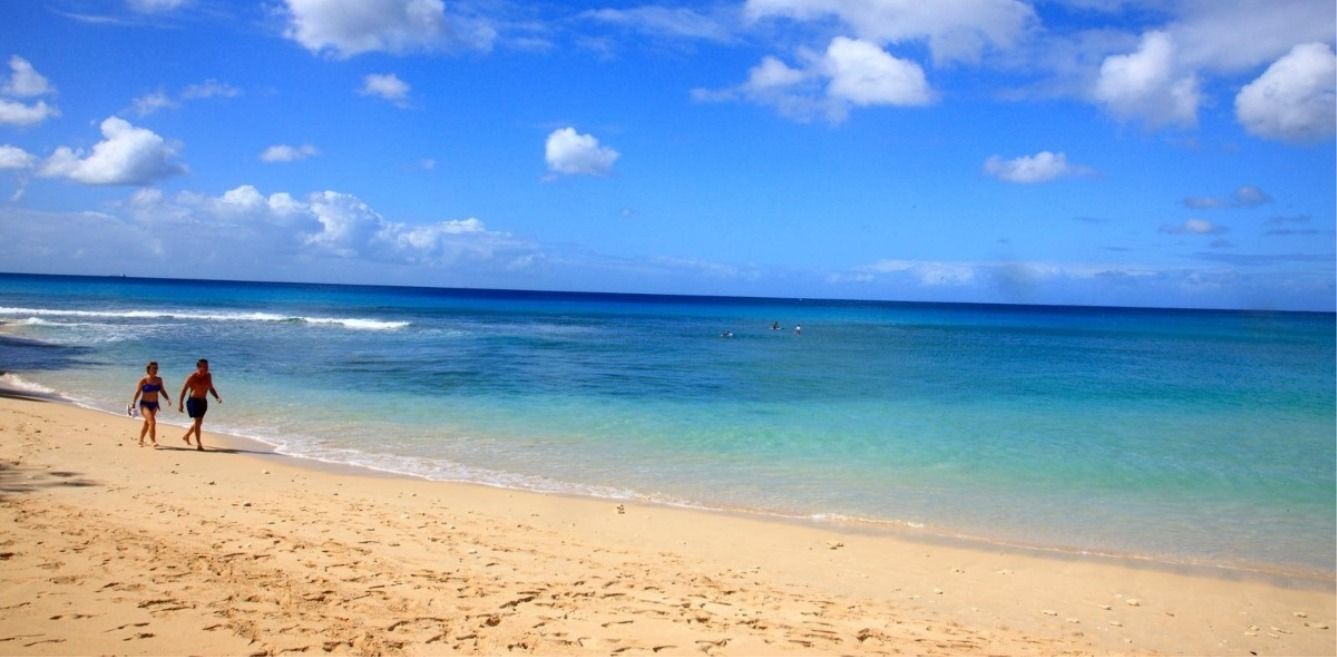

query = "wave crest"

[
  {"left": 0, "top": 307, "right": 408, "bottom": 331},
  {"left": 0, "top": 373, "right": 60, "bottom": 396}
]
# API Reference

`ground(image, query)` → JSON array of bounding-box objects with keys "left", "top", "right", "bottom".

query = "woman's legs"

[{"left": 143, "top": 406, "right": 158, "bottom": 447}]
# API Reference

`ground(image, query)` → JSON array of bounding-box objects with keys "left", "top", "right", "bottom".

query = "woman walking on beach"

[
  {"left": 129, "top": 361, "right": 170, "bottom": 448},
  {"left": 178, "top": 358, "right": 221, "bottom": 451}
]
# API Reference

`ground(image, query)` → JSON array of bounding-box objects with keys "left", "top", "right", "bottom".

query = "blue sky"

[{"left": 0, "top": 0, "right": 1333, "bottom": 310}]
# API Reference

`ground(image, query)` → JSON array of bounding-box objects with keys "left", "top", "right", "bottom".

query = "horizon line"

[{"left": 4, "top": 270, "right": 1333, "bottom": 316}]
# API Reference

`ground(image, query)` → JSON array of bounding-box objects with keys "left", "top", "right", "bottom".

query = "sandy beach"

[{"left": 0, "top": 395, "right": 1332, "bottom": 656}]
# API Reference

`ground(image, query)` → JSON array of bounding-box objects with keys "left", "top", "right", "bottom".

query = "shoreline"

[
  {"left": 2, "top": 394, "right": 1333, "bottom": 655},
  {"left": 14, "top": 375, "right": 1337, "bottom": 590}
]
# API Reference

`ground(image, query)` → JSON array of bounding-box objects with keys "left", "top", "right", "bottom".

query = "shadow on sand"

[
  {"left": 0, "top": 461, "right": 98, "bottom": 496},
  {"left": 152, "top": 444, "right": 280, "bottom": 456}
]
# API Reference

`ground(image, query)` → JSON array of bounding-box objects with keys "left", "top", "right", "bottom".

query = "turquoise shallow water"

[{"left": 1, "top": 273, "right": 1333, "bottom": 575}]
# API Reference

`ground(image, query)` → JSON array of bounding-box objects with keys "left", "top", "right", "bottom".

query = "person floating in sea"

[
  {"left": 178, "top": 358, "right": 222, "bottom": 451},
  {"left": 129, "top": 361, "right": 170, "bottom": 448},
  {"left": 771, "top": 321, "right": 780, "bottom": 331},
  {"left": 794, "top": 325, "right": 802, "bottom": 334}
]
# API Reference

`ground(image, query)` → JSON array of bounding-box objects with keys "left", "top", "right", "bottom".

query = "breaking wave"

[{"left": 0, "top": 307, "right": 408, "bottom": 331}]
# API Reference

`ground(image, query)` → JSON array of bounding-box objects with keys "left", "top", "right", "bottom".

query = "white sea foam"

[
  {"left": 0, "top": 307, "right": 408, "bottom": 331},
  {"left": 13, "top": 317, "right": 58, "bottom": 326},
  {"left": 213, "top": 426, "right": 653, "bottom": 503},
  {"left": 0, "top": 373, "right": 59, "bottom": 396},
  {"left": 7, "top": 316, "right": 164, "bottom": 344},
  {"left": 302, "top": 317, "right": 409, "bottom": 331}
]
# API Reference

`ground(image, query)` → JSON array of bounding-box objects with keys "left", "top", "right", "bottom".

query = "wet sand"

[{"left": 0, "top": 396, "right": 1332, "bottom": 655}]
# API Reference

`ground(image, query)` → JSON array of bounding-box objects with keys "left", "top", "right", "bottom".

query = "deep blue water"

[{"left": 1, "top": 273, "right": 1333, "bottom": 575}]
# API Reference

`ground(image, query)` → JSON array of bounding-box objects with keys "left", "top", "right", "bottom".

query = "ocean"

[{"left": 1, "top": 273, "right": 1333, "bottom": 577}]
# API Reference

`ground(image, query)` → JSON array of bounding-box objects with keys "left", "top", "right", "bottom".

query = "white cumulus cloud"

[
  {"left": 545, "top": 127, "right": 620, "bottom": 177},
  {"left": 299, "top": 190, "right": 525, "bottom": 265},
  {"left": 38, "top": 116, "right": 186, "bottom": 186},
  {"left": 126, "top": 184, "right": 523, "bottom": 267},
  {"left": 282, "top": 0, "right": 495, "bottom": 58},
  {"left": 3, "top": 56, "right": 54, "bottom": 97},
  {"left": 694, "top": 37, "right": 932, "bottom": 123},
  {"left": 1093, "top": 31, "right": 1200, "bottom": 127},
  {"left": 359, "top": 73, "right": 411, "bottom": 106},
  {"left": 984, "top": 151, "right": 1093, "bottom": 183},
  {"left": 823, "top": 36, "right": 933, "bottom": 108},
  {"left": 0, "top": 56, "right": 58, "bottom": 127},
  {"left": 304, "top": 191, "right": 383, "bottom": 256},
  {"left": 1235, "top": 42, "right": 1336, "bottom": 144},
  {"left": 0, "top": 145, "right": 35, "bottom": 170},
  {"left": 260, "top": 144, "right": 319, "bottom": 163},
  {"left": 0, "top": 99, "right": 58, "bottom": 127}
]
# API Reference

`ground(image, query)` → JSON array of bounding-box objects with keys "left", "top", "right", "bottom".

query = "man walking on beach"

[{"left": 178, "top": 359, "right": 222, "bottom": 451}]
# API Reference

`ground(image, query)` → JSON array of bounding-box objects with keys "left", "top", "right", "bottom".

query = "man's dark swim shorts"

[{"left": 186, "top": 398, "right": 208, "bottom": 418}]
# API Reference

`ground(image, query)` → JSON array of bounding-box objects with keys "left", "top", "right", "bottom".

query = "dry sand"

[{"left": 0, "top": 395, "right": 1332, "bottom": 656}]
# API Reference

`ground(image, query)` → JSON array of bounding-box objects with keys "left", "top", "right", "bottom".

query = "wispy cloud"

[
  {"left": 1265, "top": 214, "right": 1310, "bottom": 226},
  {"left": 743, "top": 0, "right": 1035, "bottom": 65},
  {"left": 181, "top": 79, "right": 240, "bottom": 100},
  {"left": 127, "top": 0, "right": 189, "bottom": 14},
  {"left": 984, "top": 151, "right": 1095, "bottom": 183},
  {"left": 1264, "top": 228, "right": 1327, "bottom": 236},
  {"left": 359, "top": 73, "right": 411, "bottom": 107},
  {"left": 260, "top": 144, "right": 319, "bottom": 163},
  {"left": 583, "top": 6, "right": 737, "bottom": 43},
  {"left": 132, "top": 90, "right": 177, "bottom": 116},
  {"left": 130, "top": 79, "right": 240, "bottom": 116},
  {"left": 1193, "top": 252, "right": 1335, "bottom": 266},
  {"left": 1182, "top": 185, "right": 1272, "bottom": 209},
  {"left": 1160, "top": 218, "right": 1226, "bottom": 235}
]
